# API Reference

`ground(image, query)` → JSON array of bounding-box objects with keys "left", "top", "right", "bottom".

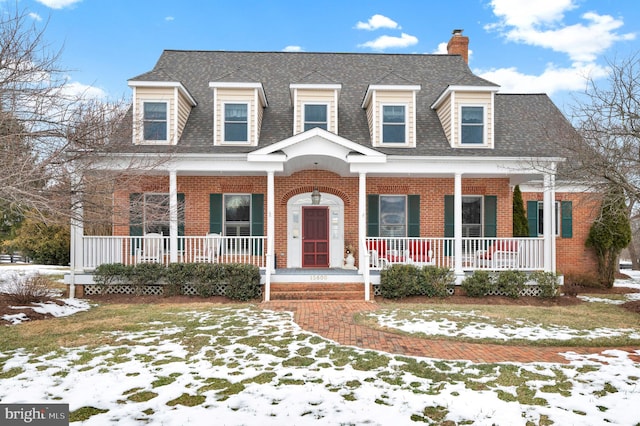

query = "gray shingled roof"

[{"left": 120, "top": 50, "right": 575, "bottom": 158}]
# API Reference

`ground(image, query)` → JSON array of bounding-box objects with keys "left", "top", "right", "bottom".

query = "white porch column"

[
  {"left": 454, "top": 173, "right": 464, "bottom": 282},
  {"left": 69, "top": 178, "right": 84, "bottom": 299},
  {"left": 550, "top": 174, "right": 557, "bottom": 273},
  {"left": 169, "top": 170, "right": 179, "bottom": 263},
  {"left": 358, "top": 172, "right": 370, "bottom": 301},
  {"left": 265, "top": 171, "right": 275, "bottom": 302},
  {"left": 543, "top": 173, "right": 553, "bottom": 272}
]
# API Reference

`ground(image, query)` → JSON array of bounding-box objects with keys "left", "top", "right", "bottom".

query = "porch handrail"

[
  {"left": 83, "top": 235, "right": 268, "bottom": 270},
  {"left": 364, "top": 237, "right": 544, "bottom": 271}
]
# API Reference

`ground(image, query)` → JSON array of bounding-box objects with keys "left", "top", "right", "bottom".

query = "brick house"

[{"left": 68, "top": 30, "right": 598, "bottom": 300}]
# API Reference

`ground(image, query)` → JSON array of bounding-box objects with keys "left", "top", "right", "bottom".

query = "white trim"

[
  {"left": 173, "top": 87, "right": 179, "bottom": 144},
  {"left": 362, "top": 84, "right": 421, "bottom": 108},
  {"left": 292, "top": 87, "right": 298, "bottom": 135},
  {"left": 457, "top": 104, "right": 489, "bottom": 148},
  {"left": 212, "top": 88, "right": 218, "bottom": 145},
  {"left": 209, "top": 81, "right": 268, "bottom": 106},
  {"left": 379, "top": 103, "right": 409, "bottom": 147},
  {"left": 431, "top": 85, "right": 499, "bottom": 110},
  {"left": 128, "top": 80, "right": 197, "bottom": 106},
  {"left": 334, "top": 89, "right": 339, "bottom": 134},
  {"left": 302, "top": 102, "right": 330, "bottom": 132},
  {"left": 221, "top": 101, "right": 251, "bottom": 144},
  {"left": 139, "top": 100, "right": 170, "bottom": 145},
  {"left": 131, "top": 86, "right": 137, "bottom": 144}
]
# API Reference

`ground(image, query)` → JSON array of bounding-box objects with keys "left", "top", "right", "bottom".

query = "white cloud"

[
  {"left": 477, "top": 62, "right": 609, "bottom": 95},
  {"left": 355, "top": 14, "right": 400, "bottom": 31},
  {"left": 62, "top": 80, "right": 107, "bottom": 100},
  {"left": 35, "top": 0, "right": 82, "bottom": 9},
  {"left": 28, "top": 13, "right": 43, "bottom": 21},
  {"left": 283, "top": 45, "right": 303, "bottom": 52},
  {"left": 359, "top": 33, "right": 418, "bottom": 51},
  {"left": 165, "top": 16, "right": 175, "bottom": 22},
  {"left": 432, "top": 42, "right": 473, "bottom": 61},
  {"left": 486, "top": 0, "right": 635, "bottom": 63}
]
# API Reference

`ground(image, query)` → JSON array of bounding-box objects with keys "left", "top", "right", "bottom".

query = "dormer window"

[
  {"left": 224, "top": 103, "right": 249, "bottom": 142},
  {"left": 303, "top": 104, "right": 328, "bottom": 131},
  {"left": 362, "top": 84, "right": 420, "bottom": 148},
  {"left": 143, "top": 102, "right": 168, "bottom": 141},
  {"left": 460, "top": 106, "right": 484, "bottom": 144},
  {"left": 382, "top": 105, "right": 406, "bottom": 143}
]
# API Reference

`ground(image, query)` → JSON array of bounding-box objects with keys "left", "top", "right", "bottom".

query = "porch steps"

[{"left": 268, "top": 283, "right": 367, "bottom": 300}]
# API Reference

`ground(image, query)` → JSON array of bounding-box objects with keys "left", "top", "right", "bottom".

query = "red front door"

[{"left": 302, "top": 206, "right": 329, "bottom": 268}]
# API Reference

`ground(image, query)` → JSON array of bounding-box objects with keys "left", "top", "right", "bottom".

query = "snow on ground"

[
  {"left": 372, "top": 271, "right": 640, "bottom": 342},
  {"left": 0, "top": 307, "right": 639, "bottom": 425}
]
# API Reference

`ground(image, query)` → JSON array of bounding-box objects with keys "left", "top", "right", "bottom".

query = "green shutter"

[
  {"left": 484, "top": 195, "right": 497, "bottom": 238},
  {"left": 251, "top": 194, "right": 264, "bottom": 255},
  {"left": 444, "top": 195, "right": 454, "bottom": 237},
  {"left": 129, "top": 193, "right": 143, "bottom": 254},
  {"left": 561, "top": 200, "right": 573, "bottom": 238},
  {"left": 527, "top": 201, "right": 538, "bottom": 237},
  {"left": 209, "top": 194, "right": 223, "bottom": 234},
  {"left": 444, "top": 195, "right": 454, "bottom": 256},
  {"left": 367, "top": 194, "right": 379, "bottom": 237},
  {"left": 177, "top": 193, "right": 185, "bottom": 250},
  {"left": 407, "top": 195, "right": 420, "bottom": 237}
]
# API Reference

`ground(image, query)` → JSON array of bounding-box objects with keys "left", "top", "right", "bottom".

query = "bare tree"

[
  {"left": 0, "top": 7, "right": 167, "bottom": 233},
  {"left": 564, "top": 52, "right": 640, "bottom": 269}
]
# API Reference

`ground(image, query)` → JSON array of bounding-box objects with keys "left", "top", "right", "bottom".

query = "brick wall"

[{"left": 112, "top": 173, "right": 598, "bottom": 275}]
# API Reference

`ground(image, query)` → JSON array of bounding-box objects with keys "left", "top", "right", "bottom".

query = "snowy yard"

[{"left": 0, "top": 265, "right": 639, "bottom": 425}]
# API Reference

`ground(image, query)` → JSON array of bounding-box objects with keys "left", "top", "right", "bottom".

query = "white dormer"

[
  {"left": 209, "top": 82, "right": 268, "bottom": 146},
  {"left": 290, "top": 84, "right": 341, "bottom": 135},
  {"left": 128, "top": 81, "right": 197, "bottom": 145},
  {"left": 361, "top": 85, "right": 421, "bottom": 148},
  {"left": 431, "top": 85, "right": 499, "bottom": 149}
]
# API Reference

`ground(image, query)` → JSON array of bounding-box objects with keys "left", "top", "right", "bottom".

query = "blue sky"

[{"left": 4, "top": 0, "right": 639, "bottom": 113}]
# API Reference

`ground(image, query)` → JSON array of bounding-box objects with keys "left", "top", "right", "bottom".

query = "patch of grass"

[
  {"left": 151, "top": 373, "right": 180, "bottom": 388},
  {"left": 68, "top": 406, "right": 109, "bottom": 422},
  {"left": 282, "top": 356, "right": 315, "bottom": 367},
  {"left": 241, "top": 372, "right": 277, "bottom": 385},
  {"left": 127, "top": 391, "right": 158, "bottom": 402},
  {"left": 278, "top": 378, "right": 305, "bottom": 386},
  {"left": 593, "top": 382, "right": 618, "bottom": 397},
  {"left": 166, "top": 393, "right": 205, "bottom": 407},
  {"left": 342, "top": 392, "right": 357, "bottom": 401},
  {"left": 0, "top": 367, "right": 23, "bottom": 379}
]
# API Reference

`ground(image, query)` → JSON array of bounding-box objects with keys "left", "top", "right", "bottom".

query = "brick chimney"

[{"left": 447, "top": 29, "right": 469, "bottom": 63}]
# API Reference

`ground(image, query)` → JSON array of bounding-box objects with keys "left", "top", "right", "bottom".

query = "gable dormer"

[
  {"left": 362, "top": 84, "right": 421, "bottom": 148},
  {"left": 209, "top": 82, "right": 268, "bottom": 146},
  {"left": 290, "top": 83, "right": 341, "bottom": 135},
  {"left": 431, "top": 85, "right": 499, "bottom": 149},
  {"left": 128, "top": 80, "right": 197, "bottom": 145}
]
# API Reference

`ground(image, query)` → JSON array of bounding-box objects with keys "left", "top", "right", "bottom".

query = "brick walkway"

[{"left": 262, "top": 300, "right": 640, "bottom": 364}]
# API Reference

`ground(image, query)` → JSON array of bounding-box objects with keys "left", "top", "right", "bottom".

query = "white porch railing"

[
  {"left": 83, "top": 235, "right": 268, "bottom": 270},
  {"left": 364, "top": 237, "right": 545, "bottom": 271}
]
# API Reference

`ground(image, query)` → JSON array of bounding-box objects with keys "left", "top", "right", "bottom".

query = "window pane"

[
  {"left": 143, "top": 122, "right": 167, "bottom": 141},
  {"left": 383, "top": 106, "right": 405, "bottom": 123},
  {"left": 383, "top": 125, "right": 405, "bottom": 143},
  {"left": 225, "top": 104, "right": 247, "bottom": 121},
  {"left": 462, "top": 196, "right": 482, "bottom": 237},
  {"left": 537, "top": 202, "right": 560, "bottom": 236},
  {"left": 225, "top": 123, "right": 248, "bottom": 141},
  {"left": 225, "top": 195, "right": 250, "bottom": 222},
  {"left": 380, "top": 195, "right": 406, "bottom": 237},
  {"left": 305, "top": 104, "right": 327, "bottom": 122},
  {"left": 143, "top": 102, "right": 166, "bottom": 120},
  {"left": 461, "top": 107, "right": 483, "bottom": 124},
  {"left": 461, "top": 125, "right": 483, "bottom": 144}
]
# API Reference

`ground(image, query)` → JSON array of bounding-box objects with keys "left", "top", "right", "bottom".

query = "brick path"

[{"left": 262, "top": 300, "right": 640, "bottom": 364}]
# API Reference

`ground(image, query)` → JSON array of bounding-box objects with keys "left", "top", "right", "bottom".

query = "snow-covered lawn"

[{"left": 0, "top": 265, "right": 638, "bottom": 424}]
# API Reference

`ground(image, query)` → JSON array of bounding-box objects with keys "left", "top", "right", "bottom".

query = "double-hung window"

[
  {"left": 462, "top": 196, "right": 483, "bottom": 237},
  {"left": 224, "top": 103, "right": 248, "bottom": 142},
  {"left": 303, "top": 104, "right": 328, "bottom": 131},
  {"left": 143, "top": 102, "right": 168, "bottom": 141},
  {"left": 460, "top": 106, "right": 484, "bottom": 144},
  {"left": 537, "top": 201, "right": 560, "bottom": 236},
  {"left": 382, "top": 105, "right": 406, "bottom": 143},
  {"left": 224, "top": 194, "right": 251, "bottom": 237},
  {"left": 379, "top": 195, "right": 406, "bottom": 237}
]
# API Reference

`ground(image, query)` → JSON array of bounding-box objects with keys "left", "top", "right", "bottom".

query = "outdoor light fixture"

[
  {"left": 311, "top": 187, "right": 321, "bottom": 205},
  {"left": 311, "top": 162, "right": 321, "bottom": 205}
]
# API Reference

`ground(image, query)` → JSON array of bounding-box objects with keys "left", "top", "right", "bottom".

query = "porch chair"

[
  {"left": 407, "top": 239, "right": 435, "bottom": 266},
  {"left": 194, "top": 233, "right": 221, "bottom": 263},
  {"left": 474, "top": 240, "right": 520, "bottom": 269},
  {"left": 136, "top": 233, "right": 164, "bottom": 264},
  {"left": 366, "top": 239, "right": 389, "bottom": 269}
]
